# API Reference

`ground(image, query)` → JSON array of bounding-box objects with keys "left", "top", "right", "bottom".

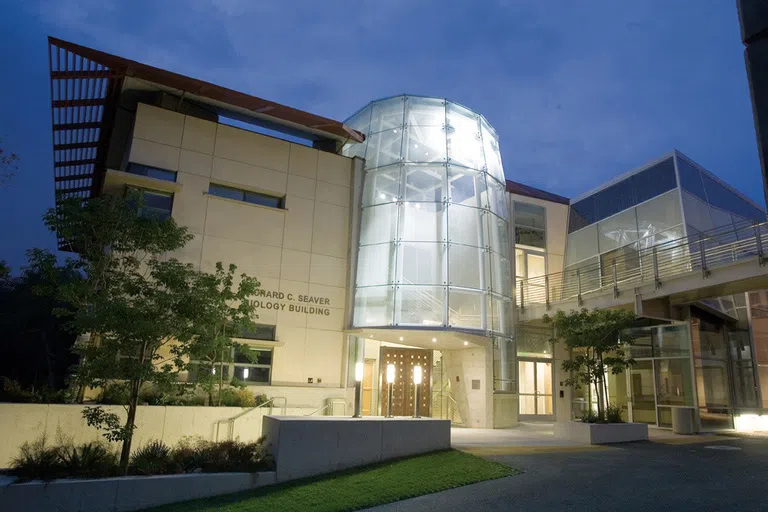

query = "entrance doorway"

[
  {"left": 519, "top": 359, "right": 553, "bottom": 419},
  {"left": 380, "top": 347, "right": 432, "bottom": 417},
  {"left": 361, "top": 359, "right": 375, "bottom": 416}
]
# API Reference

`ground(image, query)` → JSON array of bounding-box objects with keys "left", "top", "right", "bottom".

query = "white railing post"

[
  {"left": 699, "top": 234, "right": 710, "bottom": 278},
  {"left": 576, "top": 269, "right": 583, "bottom": 306},
  {"left": 545, "top": 274, "right": 550, "bottom": 308},
  {"left": 755, "top": 222, "right": 766, "bottom": 266},
  {"left": 612, "top": 261, "right": 619, "bottom": 298},
  {"left": 653, "top": 247, "right": 661, "bottom": 289},
  {"left": 519, "top": 279, "right": 525, "bottom": 310}
]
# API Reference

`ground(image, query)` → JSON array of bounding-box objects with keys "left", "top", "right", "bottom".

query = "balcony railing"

[{"left": 518, "top": 219, "right": 768, "bottom": 310}]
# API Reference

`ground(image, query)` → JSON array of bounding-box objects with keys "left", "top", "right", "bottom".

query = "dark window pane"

[
  {"left": 677, "top": 157, "right": 706, "bottom": 200},
  {"left": 515, "top": 227, "right": 545, "bottom": 248},
  {"left": 631, "top": 158, "right": 677, "bottom": 205},
  {"left": 702, "top": 172, "right": 766, "bottom": 222},
  {"left": 234, "top": 348, "right": 272, "bottom": 365},
  {"left": 127, "top": 163, "right": 178, "bottom": 182},
  {"left": 234, "top": 366, "right": 270, "bottom": 383},
  {"left": 245, "top": 191, "right": 283, "bottom": 208},
  {"left": 143, "top": 191, "right": 173, "bottom": 210},
  {"left": 514, "top": 203, "right": 546, "bottom": 229},
  {"left": 208, "top": 184, "right": 244, "bottom": 201},
  {"left": 568, "top": 200, "right": 594, "bottom": 233},
  {"left": 236, "top": 324, "right": 276, "bottom": 341}
]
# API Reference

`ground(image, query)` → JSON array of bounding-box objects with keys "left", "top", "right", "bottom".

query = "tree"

[
  {"left": 543, "top": 308, "right": 636, "bottom": 421},
  {"left": 184, "top": 262, "right": 260, "bottom": 406},
  {"left": 0, "top": 251, "right": 80, "bottom": 392},
  {"left": 41, "top": 192, "right": 260, "bottom": 473},
  {"left": 0, "top": 138, "right": 20, "bottom": 188}
]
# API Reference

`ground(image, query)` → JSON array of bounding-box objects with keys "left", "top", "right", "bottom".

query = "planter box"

[
  {"left": 263, "top": 416, "right": 451, "bottom": 481},
  {"left": 554, "top": 421, "right": 648, "bottom": 444},
  {"left": 0, "top": 471, "right": 277, "bottom": 512}
]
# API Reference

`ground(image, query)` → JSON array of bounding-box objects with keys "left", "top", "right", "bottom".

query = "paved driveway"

[{"left": 368, "top": 436, "right": 768, "bottom": 511}]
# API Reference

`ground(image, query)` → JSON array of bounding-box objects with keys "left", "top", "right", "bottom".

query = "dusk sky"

[{"left": 0, "top": 1, "right": 764, "bottom": 269}]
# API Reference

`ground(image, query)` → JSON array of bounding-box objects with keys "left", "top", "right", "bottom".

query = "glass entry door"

[{"left": 519, "top": 359, "right": 553, "bottom": 419}]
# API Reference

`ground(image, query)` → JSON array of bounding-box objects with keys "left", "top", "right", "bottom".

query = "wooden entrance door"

[{"left": 380, "top": 347, "right": 432, "bottom": 417}]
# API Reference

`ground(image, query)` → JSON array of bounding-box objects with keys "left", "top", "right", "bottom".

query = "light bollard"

[
  {"left": 413, "top": 365, "right": 423, "bottom": 418},
  {"left": 353, "top": 362, "right": 363, "bottom": 418},
  {"left": 386, "top": 363, "right": 396, "bottom": 418}
]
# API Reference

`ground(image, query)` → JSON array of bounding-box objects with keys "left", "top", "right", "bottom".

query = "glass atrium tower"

[{"left": 344, "top": 95, "right": 513, "bottom": 343}]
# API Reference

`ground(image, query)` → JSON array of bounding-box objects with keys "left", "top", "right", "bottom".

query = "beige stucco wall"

[
  {"left": 442, "top": 347, "right": 494, "bottom": 428},
  {"left": 123, "top": 103, "right": 356, "bottom": 404}
]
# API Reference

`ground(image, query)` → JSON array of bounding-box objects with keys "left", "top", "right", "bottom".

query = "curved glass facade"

[{"left": 344, "top": 95, "right": 513, "bottom": 337}]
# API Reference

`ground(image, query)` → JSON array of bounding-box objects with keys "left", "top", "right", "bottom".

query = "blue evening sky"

[{"left": 0, "top": 1, "right": 763, "bottom": 269}]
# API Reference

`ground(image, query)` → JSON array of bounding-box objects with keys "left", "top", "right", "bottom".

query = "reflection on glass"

[
  {"left": 654, "top": 359, "right": 693, "bottom": 406},
  {"left": 345, "top": 96, "right": 512, "bottom": 342},
  {"left": 629, "top": 360, "right": 657, "bottom": 424}
]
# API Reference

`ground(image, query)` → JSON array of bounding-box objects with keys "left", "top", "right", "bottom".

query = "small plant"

[
  {"left": 605, "top": 403, "right": 624, "bottom": 423},
  {"left": 7, "top": 436, "right": 118, "bottom": 481},
  {"left": 129, "top": 440, "right": 174, "bottom": 475},
  {"left": 219, "top": 387, "right": 256, "bottom": 407},
  {"left": 0, "top": 378, "right": 70, "bottom": 404},
  {"left": 96, "top": 383, "right": 129, "bottom": 405}
]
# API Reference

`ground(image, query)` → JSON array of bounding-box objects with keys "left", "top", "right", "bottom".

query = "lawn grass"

[{"left": 149, "top": 449, "right": 519, "bottom": 512}]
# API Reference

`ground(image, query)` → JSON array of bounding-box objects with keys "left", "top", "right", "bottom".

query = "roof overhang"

[{"left": 47, "top": 37, "right": 364, "bottom": 249}]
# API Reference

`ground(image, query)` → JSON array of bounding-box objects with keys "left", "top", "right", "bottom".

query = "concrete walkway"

[{"left": 451, "top": 422, "right": 729, "bottom": 455}]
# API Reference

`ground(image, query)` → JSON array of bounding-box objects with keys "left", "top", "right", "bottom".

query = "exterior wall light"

[
  {"left": 386, "top": 363, "right": 396, "bottom": 418},
  {"left": 413, "top": 365, "right": 423, "bottom": 418},
  {"left": 242, "top": 368, "right": 249, "bottom": 379},
  {"left": 353, "top": 362, "right": 364, "bottom": 418}
]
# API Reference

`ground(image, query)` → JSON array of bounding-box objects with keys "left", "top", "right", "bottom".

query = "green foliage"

[
  {"left": 0, "top": 377, "right": 69, "bottom": 404},
  {"left": 38, "top": 192, "right": 260, "bottom": 473},
  {"left": 96, "top": 383, "right": 129, "bottom": 405},
  {"left": 82, "top": 406, "right": 135, "bottom": 443},
  {"left": 219, "top": 387, "right": 257, "bottom": 407},
  {"left": 605, "top": 403, "right": 624, "bottom": 423},
  {"left": 8, "top": 436, "right": 118, "bottom": 481},
  {"left": 6, "top": 436, "right": 272, "bottom": 481},
  {"left": 544, "top": 308, "right": 636, "bottom": 419},
  {"left": 129, "top": 440, "right": 173, "bottom": 475}
]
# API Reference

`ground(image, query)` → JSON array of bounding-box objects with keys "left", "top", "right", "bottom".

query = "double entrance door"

[{"left": 519, "top": 359, "right": 553, "bottom": 419}]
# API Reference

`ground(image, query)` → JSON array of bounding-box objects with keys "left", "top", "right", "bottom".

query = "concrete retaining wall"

[
  {"left": 263, "top": 416, "right": 451, "bottom": 481},
  {"left": 0, "top": 471, "right": 276, "bottom": 512},
  {"left": 0, "top": 403, "right": 334, "bottom": 468}
]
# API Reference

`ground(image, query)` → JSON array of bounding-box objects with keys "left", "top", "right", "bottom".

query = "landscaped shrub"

[
  {"left": 605, "top": 403, "right": 624, "bottom": 423},
  {"left": 96, "top": 383, "right": 129, "bottom": 405},
  {"left": 219, "top": 387, "right": 256, "bottom": 407},
  {"left": 0, "top": 377, "right": 69, "bottom": 404},
  {"left": 138, "top": 383, "right": 205, "bottom": 406},
  {"left": 129, "top": 440, "right": 174, "bottom": 475},
  {"left": 5, "top": 436, "right": 273, "bottom": 481},
  {"left": 7, "top": 437, "right": 119, "bottom": 481}
]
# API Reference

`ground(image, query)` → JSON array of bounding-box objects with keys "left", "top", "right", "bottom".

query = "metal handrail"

[
  {"left": 518, "top": 219, "right": 768, "bottom": 309},
  {"left": 304, "top": 399, "right": 348, "bottom": 416},
  {"left": 214, "top": 396, "right": 288, "bottom": 441}
]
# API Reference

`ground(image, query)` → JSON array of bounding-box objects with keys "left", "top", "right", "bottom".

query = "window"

[
  {"left": 208, "top": 183, "right": 284, "bottom": 209},
  {"left": 128, "top": 187, "right": 173, "bottom": 221},
  {"left": 188, "top": 324, "right": 276, "bottom": 385},
  {"left": 514, "top": 202, "right": 546, "bottom": 249},
  {"left": 126, "top": 162, "right": 177, "bottom": 182}
]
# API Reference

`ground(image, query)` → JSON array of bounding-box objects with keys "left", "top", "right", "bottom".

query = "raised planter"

[
  {"left": 0, "top": 471, "right": 277, "bottom": 512},
  {"left": 263, "top": 415, "right": 451, "bottom": 481},
  {"left": 554, "top": 421, "right": 648, "bottom": 444}
]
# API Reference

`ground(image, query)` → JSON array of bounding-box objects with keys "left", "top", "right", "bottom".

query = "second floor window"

[
  {"left": 514, "top": 202, "right": 546, "bottom": 249},
  {"left": 126, "top": 162, "right": 177, "bottom": 182},
  {"left": 129, "top": 187, "right": 173, "bottom": 221},
  {"left": 208, "top": 183, "right": 285, "bottom": 209}
]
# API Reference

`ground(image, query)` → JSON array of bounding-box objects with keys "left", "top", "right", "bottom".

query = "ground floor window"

[{"left": 188, "top": 346, "right": 273, "bottom": 385}]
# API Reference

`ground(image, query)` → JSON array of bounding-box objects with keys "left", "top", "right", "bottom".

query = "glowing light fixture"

[
  {"left": 399, "top": 336, "right": 404, "bottom": 341},
  {"left": 385, "top": 363, "right": 396, "bottom": 418},
  {"left": 386, "top": 364, "right": 396, "bottom": 384},
  {"left": 353, "top": 361, "right": 364, "bottom": 418},
  {"left": 432, "top": 337, "right": 437, "bottom": 343},
  {"left": 413, "top": 365, "right": 423, "bottom": 385},
  {"left": 463, "top": 341, "right": 469, "bottom": 346},
  {"left": 242, "top": 368, "right": 249, "bottom": 379}
]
